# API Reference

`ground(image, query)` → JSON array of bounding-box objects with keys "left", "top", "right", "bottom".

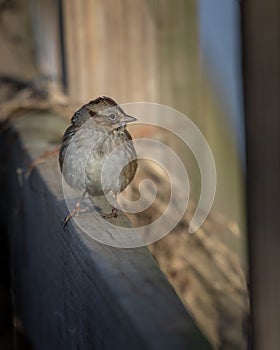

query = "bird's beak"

[{"left": 123, "top": 114, "right": 137, "bottom": 123}]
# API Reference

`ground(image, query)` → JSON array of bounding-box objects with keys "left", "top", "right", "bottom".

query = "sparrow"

[{"left": 59, "top": 96, "right": 138, "bottom": 227}]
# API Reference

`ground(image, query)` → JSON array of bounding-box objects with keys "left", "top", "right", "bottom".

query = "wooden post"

[{"left": 242, "top": 1, "right": 280, "bottom": 349}]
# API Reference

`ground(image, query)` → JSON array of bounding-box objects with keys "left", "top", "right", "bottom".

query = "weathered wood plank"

[
  {"left": 242, "top": 1, "right": 280, "bottom": 349},
  {"left": 6, "top": 112, "right": 210, "bottom": 349}
]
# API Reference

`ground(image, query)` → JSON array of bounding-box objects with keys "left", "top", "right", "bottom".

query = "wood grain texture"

[
  {"left": 62, "top": 0, "right": 158, "bottom": 103},
  {"left": 6, "top": 112, "right": 210, "bottom": 349},
  {"left": 61, "top": 0, "right": 198, "bottom": 115}
]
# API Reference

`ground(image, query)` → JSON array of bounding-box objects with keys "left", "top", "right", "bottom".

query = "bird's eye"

[{"left": 108, "top": 113, "right": 118, "bottom": 121}]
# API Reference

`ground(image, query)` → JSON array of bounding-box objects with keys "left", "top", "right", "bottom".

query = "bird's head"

[{"left": 86, "top": 96, "right": 137, "bottom": 131}]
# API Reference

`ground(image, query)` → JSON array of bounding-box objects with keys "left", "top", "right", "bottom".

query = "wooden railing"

[{"left": 4, "top": 112, "right": 210, "bottom": 349}]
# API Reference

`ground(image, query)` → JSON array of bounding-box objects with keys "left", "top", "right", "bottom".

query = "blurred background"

[{"left": 0, "top": 0, "right": 249, "bottom": 349}]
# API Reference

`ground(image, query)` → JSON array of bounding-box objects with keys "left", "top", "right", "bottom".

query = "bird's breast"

[
  {"left": 61, "top": 121, "right": 137, "bottom": 197},
  {"left": 85, "top": 131, "right": 137, "bottom": 196}
]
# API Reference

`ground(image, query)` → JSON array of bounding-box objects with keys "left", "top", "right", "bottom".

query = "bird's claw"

[
  {"left": 62, "top": 213, "right": 72, "bottom": 230},
  {"left": 62, "top": 204, "right": 89, "bottom": 230},
  {"left": 99, "top": 207, "right": 118, "bottom": 219}
]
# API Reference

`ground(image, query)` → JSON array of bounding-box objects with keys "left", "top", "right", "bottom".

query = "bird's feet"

[
  {"left": 99, "top": 207, "right": 118, "bottom": 219},
  {"left": 62, "top": 203, "right": 89, "bottom": 230}
]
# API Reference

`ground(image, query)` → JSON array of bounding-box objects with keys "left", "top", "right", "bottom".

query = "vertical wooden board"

[
  {"left": 62, "top": 0, "right": 157, "bottom": 103},
  {"left": 242, "top": 1, "right": 280, "bottom": 349}
]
